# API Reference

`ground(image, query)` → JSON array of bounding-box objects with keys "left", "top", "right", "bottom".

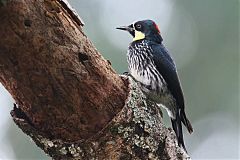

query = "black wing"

[
  {"left": 150, "top": 42, "right": 193, "bottom": 152},
  {"left": 151, "top": 43, "right": 185, "bottom": 109},
  {"left": 151, "top": 42, "right": 193, "bottom": 133}
]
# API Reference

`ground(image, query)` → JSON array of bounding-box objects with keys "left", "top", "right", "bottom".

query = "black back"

[{"left": 150, "top": 42, "right": 185, "bottom": 109}]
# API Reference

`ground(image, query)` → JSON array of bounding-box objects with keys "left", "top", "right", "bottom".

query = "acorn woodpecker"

[{"left": 116, "top": 20, "right": 193, "bottom": 152}]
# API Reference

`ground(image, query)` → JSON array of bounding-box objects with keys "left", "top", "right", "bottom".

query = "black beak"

[
  {"left": 116, "top": 24, "right": 135, "bottom": 37},
  {"left": 116, "top": 26, "right": 128, "bottom": 31},
  {"left": 116, "top": 25, "right": 134, "bottom": 32}
]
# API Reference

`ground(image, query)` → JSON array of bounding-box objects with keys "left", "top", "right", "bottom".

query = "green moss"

[{"left": 109, "top": 125, "right": 120, "bottom": 135}]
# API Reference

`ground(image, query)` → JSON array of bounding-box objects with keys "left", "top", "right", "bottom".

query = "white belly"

[{"left": 130, "top": 67, "right": 151, "bottom": 86}]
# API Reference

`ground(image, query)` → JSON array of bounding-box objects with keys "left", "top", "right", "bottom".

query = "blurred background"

[{"left": 0, "top": 0, "right": 238, "bottom": 159}]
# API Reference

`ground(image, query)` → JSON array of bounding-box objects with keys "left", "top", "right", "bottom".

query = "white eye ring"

[{"left": 136, "top": 24, "right": 141, "bottom": 29}]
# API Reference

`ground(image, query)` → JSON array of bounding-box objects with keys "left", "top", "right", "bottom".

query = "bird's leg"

[
  {"left": 122, "top": 71, "right": 130, "bottom": 76},
  {"left": 122, "top": 71, "right": 137, "bottom": 80}
]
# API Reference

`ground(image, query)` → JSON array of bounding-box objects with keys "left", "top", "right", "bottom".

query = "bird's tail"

[
  {"left": 180, "top": 110, "right": 193, "bottom": 134},
  {"left": 171, "top": 116, "right": 187, "bottom": 152}
]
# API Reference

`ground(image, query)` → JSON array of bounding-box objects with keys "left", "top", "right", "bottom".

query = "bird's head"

[{"left": 116, "top": 20, "right": 163, "bottom": 43}]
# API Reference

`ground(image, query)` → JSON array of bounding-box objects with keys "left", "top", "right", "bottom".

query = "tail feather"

[
  {"left": 171, "top": 109, "right": 193, "bottom": 152},
  {"left": 171, "top": 116, "right": 187, "bottom": 152},
  {"left": 180, "top": 110, "right": 193, "bottom": 134}
]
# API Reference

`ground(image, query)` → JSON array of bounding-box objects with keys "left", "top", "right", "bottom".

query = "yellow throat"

[{"left": 133, "top": 30, "right": 145, "bottom": 41}]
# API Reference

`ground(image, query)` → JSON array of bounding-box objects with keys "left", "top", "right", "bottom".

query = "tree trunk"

[{"left": 0, "top": 0, "right": 190, "bottom": 159}]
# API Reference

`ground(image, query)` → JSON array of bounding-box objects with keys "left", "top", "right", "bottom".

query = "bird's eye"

[{"left": 136, "top": 24, "right": 142, "bottom": 29}]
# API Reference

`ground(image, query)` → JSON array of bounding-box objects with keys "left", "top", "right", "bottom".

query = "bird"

[{"left": 116, "top": 19, "right": 193, "bottom": 152}]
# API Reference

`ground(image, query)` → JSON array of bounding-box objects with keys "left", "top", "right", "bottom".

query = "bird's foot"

[{"left": 122, "top": 71, "right": 130, "bottom": 76}]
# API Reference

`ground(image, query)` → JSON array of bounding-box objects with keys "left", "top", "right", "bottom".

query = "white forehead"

[{"left": 131, "top": 20, "right": 138, "bottom": 30}]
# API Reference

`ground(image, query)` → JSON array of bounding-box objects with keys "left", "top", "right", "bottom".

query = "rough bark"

[
  {"left": 0, "top": 0, "right": 128, "bottom": 141},
  {"left": 0, "top": 0, "right": 190, "bottom": 159}
]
